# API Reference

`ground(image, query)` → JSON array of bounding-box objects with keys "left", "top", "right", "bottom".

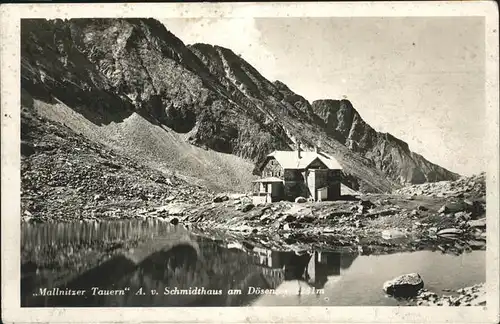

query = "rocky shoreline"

[
  {"left": 22, "top": 129, "right": 487, "bottom": 256},
  {"left": 181, "top": 172, "right": 485, "bottom": 256},
  {"left": 21, "top": 108, "right": 487, "bottom": 254},
  {"left": 416, "top": 283, "right": 486, "bottom": 306},
  {"left": 21, "top": 171, "right": 487, "bottom": 307},
  {"left": 381, "top": 273, "right": 486, "bottom": 306}
]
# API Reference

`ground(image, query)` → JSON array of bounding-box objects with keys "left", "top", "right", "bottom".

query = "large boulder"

[
  {"left": 467, "top": 217, "right": 486, "bottom": 229},
  {"left": 438, "top": 200, "right": 470, "bottom": 214},
  {"left": 157, "top": 203, "right": 186, "bottom": 216},
  {"left": 213, "top": 195, "right": 229, "bottom": 203},
  {"left": 241, "top": 203, "right": 255, "bottom": 212},
  {"left": 359, "top": 199, "right": 375, "bottom": 208},
  {"left": 383, "top": 273, "right": 424, "bottom": 297},
  {"left": 437, "top": 228, "right": 463, "bottom": 237}
]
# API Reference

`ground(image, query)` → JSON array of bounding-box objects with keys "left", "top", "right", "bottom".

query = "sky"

[{"left": 160, "top": 17, "right": 485, "bottom": 176}]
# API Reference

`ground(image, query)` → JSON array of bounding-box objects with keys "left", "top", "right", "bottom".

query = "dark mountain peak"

[
  {"left": 312, "top": 98, "right": 410, "bottom": 152},
  {"left": 74, "top": 18, "right": 184, "bottom": 43},
  {"left": 189, "top": 42, "right": 215, "bottom": 50},
  {"left": 310, "top": 98, "right": 458, "bottom": 183},
  {"left": 190, "top": 41, "right": 283, "bottom": 101},
  {"left": 383, "top": 132, "right": 410, "bottom": 152},
  {"left": 190, "top": 43, "right": 242, "bottom": 61},
  {"left": 273, "top": 80, "right": 307, "bottom": 99},
  {"left": 272, "top": 80, "right": 290, "bottom": 91},
  {"left": 311, "top": 99, "right": 358, "bottom": 140},
  {"left": 135, "top": 18, "right": 188, "bottom": 46},
  {"left": 312, "top": 99, "right": 357, "bottom": 114}
]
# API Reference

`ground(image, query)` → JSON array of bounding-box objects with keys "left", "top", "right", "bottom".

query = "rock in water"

[
  {"left": 383, "top": 273, "right": 424, "bottom": 297},
  {"left": 295, "top": 197, "right": 307, "bottom": 203}
]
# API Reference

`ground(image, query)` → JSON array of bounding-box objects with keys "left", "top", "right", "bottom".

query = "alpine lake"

[{"left": 21, "top": 219, "right": 485, "bottom": 307}]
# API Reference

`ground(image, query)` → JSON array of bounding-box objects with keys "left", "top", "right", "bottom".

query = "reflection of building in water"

[
  {"left": 250, "top": 247, "right": 292, "bottom": 284},
  {"left": 22, "top": 222, "right": 359, "bottom": 308},
  {"left": 253, "top": 247, "right": 292, "bottom": 268},
  {"left": 249, "top": 248, "right": 359, "bottom": 293},
  {"left": 305, "top": 251, "right": 341, "bottom": 289},
  {"left": 250, "top": 247, "right": 333, "bottom": 289},
  {"left": 304, "top": 251, "right": 358, "bottom": 289}
]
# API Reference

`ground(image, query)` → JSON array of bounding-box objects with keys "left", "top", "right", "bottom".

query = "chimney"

[
  {"left": 296, "top": 141, "right": 302, "bottom": 159},
  {"left": 315, "top": 140, "right": 321, "bottom": 154}
]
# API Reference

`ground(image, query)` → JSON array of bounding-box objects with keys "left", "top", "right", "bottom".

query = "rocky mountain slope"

[
  {"left": 21, "top": 102, "right": 214, "bottom": 222},
  {"left": 21, "top": 18, "right": 459, "bottom": 193},
  {"left": 311, "top": 99, "right": 459, "bottom": 184},
  {"left": 21, "top": 19, "right": 261, "bottom": 192}
]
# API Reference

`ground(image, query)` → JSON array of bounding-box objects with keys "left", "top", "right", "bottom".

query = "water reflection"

[
  {"left": 21, "top": 220, "right": 484, "bottom": 307},
  {"left": 248, "top": 247, "right": 358, "bottom": 291},
  {"left": 21, "top": 220, "right": 358, "bottom": 307}
]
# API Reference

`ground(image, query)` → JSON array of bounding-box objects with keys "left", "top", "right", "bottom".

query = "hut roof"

[{"left": 266, "top": 150, "right": 343, "bottom": 170}]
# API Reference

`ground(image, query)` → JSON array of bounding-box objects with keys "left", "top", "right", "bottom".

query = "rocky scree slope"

[
  {"left": 22, "top": 18, "right": 458, "bottom": 193},
  {"left": 21, "top": 105, "right": 213, "bottom": 222},
  {"left": 21, "top": 18, "right": 264, "bottom": 191}
]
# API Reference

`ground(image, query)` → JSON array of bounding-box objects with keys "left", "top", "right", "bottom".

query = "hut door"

[{"left": 307, "top": 170, "right": 316, "bottom": 200}]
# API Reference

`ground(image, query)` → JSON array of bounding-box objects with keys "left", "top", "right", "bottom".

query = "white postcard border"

[{"left": 1, "top": 2, "right": 498, "bottom": 323}]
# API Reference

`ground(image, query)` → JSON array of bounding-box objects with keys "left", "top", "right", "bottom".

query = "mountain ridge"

[{"left": 20, "top": 18, "right": 459, "bottom": 193}]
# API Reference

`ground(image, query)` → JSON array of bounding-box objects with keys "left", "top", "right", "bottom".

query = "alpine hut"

[{"left": 252, "top": 142, "right": 342, "bottom": 204}]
